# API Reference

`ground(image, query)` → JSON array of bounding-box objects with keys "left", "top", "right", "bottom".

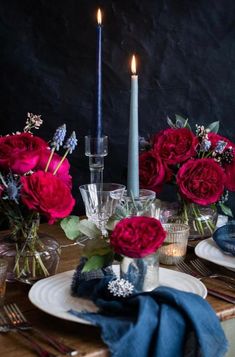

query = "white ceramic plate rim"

[
  {"left": 28, "top": 268, "right": 207, "bottom": 325},
  {"left": 195, "top": 238, "right": 235, "bottom": 271}
]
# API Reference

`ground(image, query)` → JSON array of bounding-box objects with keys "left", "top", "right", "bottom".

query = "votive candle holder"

[{"left": 159, "top": 224, "right": 190, "bottom": 265}]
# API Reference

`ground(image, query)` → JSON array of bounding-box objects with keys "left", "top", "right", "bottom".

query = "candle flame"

[
  {"left": 97, "top": 8, "right": 102, "bottom": 25},
  {"left": 131, "top": 55, "right": 137, "bottom": 75}
]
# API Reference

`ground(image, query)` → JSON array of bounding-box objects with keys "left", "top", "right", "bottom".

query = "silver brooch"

[{"left": 108, "top": 279, "right": 134, "bottom": 298}]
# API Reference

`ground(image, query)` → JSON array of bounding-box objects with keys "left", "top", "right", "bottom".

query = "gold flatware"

[
  {"left": 0, "top": 311, "right": 56, "bottom": 357},
  {"left": 4, "top": 303, "right": 79, "bottom": 356},
  {"left": 191, "top": 259, "right": 235, "bottom": 287},
  {"left": 176, "top": 261, "right": 235, "bottom": 304}
]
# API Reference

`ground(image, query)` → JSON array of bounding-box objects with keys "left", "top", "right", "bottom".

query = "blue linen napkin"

[
  {"left": 69, "top": 263, "right": 228, "bottom": 357},
  {"left": 213, "top": 221, "right": 235, "bottom": 255}
]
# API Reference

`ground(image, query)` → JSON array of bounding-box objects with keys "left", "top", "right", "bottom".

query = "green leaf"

[
  {"left": 206, "top": 121, "right": 220, "bottom": 134},
  {"left": 82, "top": 253, "right": 113, "bottom": 273},
  {"left": 82, "top": 255, "right": 105, "bottom": 272},
  {"left": 219, "top": 203, "right": 233, "bottom": 217},
  {"left": 175, "top": 114, "right": 188, "bottom": 128},
  {"left": 60, "top": 216, "right": 81, "bottom": 240},
  {"left": 114, "top": 204, "right": 128, "bottom": 219},
  {"left": 83, "top": 238, "right": 112, "bottom": 258},
  {"left": 78, "top": 219, "right": 101, "bottom": 238},
  {"left": 167, "top": 116, "right": 177, "bottom": 129},
  {"left": 106, "top": 217, "right": 119, "bottom": 231}
]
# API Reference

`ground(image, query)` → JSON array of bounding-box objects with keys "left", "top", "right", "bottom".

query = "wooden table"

[{"left": 0, "top": 223, "right": 235, "bottom": 357}]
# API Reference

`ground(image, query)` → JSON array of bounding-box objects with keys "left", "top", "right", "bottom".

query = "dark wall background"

[{"left": 0, "top": 0, "right": 234, "bottom": 215}]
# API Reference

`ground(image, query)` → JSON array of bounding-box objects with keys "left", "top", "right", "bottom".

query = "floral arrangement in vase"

[
  {"left": 139, "top": 115, "right": 235, "bottom": 238},
  {"left": 110, "top": 216, "right": 166, "bottom": 292},
  {"left": 62, "top": 212, "right": 166, "bottom": 287},
  {"left": 0, "top": 113, "right": 77, "bottom": 282}
]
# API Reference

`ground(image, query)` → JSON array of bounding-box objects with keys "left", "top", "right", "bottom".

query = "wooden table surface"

[{"left": 0, "top": 223, "right": 235, "bottom": 357}]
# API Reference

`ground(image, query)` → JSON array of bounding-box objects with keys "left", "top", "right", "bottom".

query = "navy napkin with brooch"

[{"left": 69, "top": 262, "right": 228, "bottom": 357}]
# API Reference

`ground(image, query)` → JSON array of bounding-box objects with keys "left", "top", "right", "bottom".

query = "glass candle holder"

[
  {"left": 119, "top": 189, "right": 156, "bottom": 217},
  {"left": 158, "top": 224, "right": 190, "bottom": 265},
  {"left": 120, "top": 251, "right": 159, "bottom": 292},
  {"left": 85, "top": 135, "right": 108, "bottom": 185}
]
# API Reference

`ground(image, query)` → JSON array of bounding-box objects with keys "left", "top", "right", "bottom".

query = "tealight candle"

[{"left": 159, "top": 224, "right": 190, "bottom": 265}]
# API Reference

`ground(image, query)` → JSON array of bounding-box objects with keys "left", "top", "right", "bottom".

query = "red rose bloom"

[
  {"left": 36, "top": 150, "right": 72, "bottom": 188},
  {"left": 0, "top": 133, "right": 48, "bottom": 175},
  {"left": 0, "top": 184, "right": 4, "bottom": 197},
  {"left": 224, "top": 156, "right": 235, "bottom": 191},
  {"left": 208, "top": 133, "right": 235, "bottom": 191},
  {"left": 208, "top": 133, "right": 233, "bottom": 151},
  {"left": 177, "top": 158, "right": 225, "bottom": 205},
  {"left": 153, "top": 128, "right": 197, "bottom": 165},
  {"left": 21, "top": 171, "right": 75, "bottom": 224},
  {"left": 139, "top": 151, "right": 170, "bottom": 193},
  {"left": 110, "top": 216, "right": 166, "bottom": 258}
]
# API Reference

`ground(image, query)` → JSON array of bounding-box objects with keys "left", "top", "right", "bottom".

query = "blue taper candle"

[
  {"left": 95, "top": 8, "right": 103, "bottom": 138},
  {"left": 127, "top": 55, "right": 139, "bottom": 198}
]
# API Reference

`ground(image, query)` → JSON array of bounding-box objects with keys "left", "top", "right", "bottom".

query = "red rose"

[
  {"left": 0, "top": 133, "right": 48, "bottom": 174},
  {"left": 110, "top": 216, "right": 166, "bottom": 258},
  {"left": 153, "top": 128, "right": 197, "bottom": 165},
  {"left": 0, "top": 184, "right": 4, "bottom": 197},
  {"left": 177, "top": 158, "right": 225, "bottom": 205},
  {"left": 21, "top": 171, "right": 75, "bottom": 224},
  {"left": 224, "top": 156, "right": 235, "bottom": 191},
  {"left": 36, "top": 150, "right": 72, "bottom": 188},
  {"left": 139, "top": 151, "right": 171, "bottom": 193},
  {"left": 208, "top": 133, "right": 233, "bottom": 150},
  {"left": 208, "top": 133, "right": 235, "bottom": 191}
]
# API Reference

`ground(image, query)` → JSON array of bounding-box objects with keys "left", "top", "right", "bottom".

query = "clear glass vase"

[
  {"left": 120, "top": 252, "right": 159, "bottom": 292},
  {"left": 118, "top": 189, "right": 156, "bottom": 217},
  {"left": 0, "top": 215, "right": 60, "bottom": 284},
  {"left": 182, "top": 203, "right": 218, "bottom": 240}
]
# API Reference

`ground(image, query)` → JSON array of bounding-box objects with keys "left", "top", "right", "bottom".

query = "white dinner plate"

[
  {"left": 195, "top": 238, "right": 235, "bottom": 272},
  {"left": 29, "top": 268, "right": 207, "bottom": 325}
]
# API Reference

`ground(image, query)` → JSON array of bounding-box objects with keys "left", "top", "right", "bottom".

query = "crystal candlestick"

[{"left": 85, "top": 135, "right": 108, "bottom": 184}]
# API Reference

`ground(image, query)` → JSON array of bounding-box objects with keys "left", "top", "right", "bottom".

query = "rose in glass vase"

[
  {"left": 139, "top": 115, "right": 235, "bottom": 238},
  {"left": 0, "top": 113, "right": 77, "bottom": 283},
  {"left": 110, "top": 216, "right": 166, "bottom": 292}
]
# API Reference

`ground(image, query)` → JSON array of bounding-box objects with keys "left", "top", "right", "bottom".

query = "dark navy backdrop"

[{"left": 0, "top": 0, "right": 234, "bottom": 214}]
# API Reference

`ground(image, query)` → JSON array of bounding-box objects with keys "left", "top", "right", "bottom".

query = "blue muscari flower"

[
  {"left": 215, "top": 140, "right": 227, "bottom": 154},
  {"left": 51, "top": 124, "right": 66, "bottom": 151},
  {"left": 200, "top": 139, "right": 211, "bottom": 152},
  {"left": 64, "top": 131, "right": 78, "bottom": 154}
]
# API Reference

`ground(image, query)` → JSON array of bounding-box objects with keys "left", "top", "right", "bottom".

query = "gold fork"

[
  {"left": 191, "top": 259, "right": 235, "bottom": 287},
  {"left": 4, "top": 303, "right": 79, "bottom": 356},
  {"left": 176, "top": 261, "right": 235, "bottom": 304},
  {"left": 0, "top": 311, "right": 56, "bottom": 357}
]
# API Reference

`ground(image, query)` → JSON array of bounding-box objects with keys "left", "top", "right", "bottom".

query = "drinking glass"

[{"left": 79, "top": 183, "right": 125, "bottom": 236}]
